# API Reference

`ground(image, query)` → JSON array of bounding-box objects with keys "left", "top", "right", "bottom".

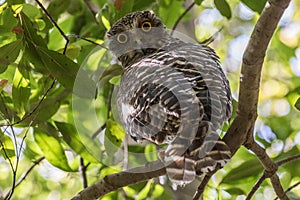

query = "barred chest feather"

[{"left": 117, "top": 40, "right": 232, "bottom": 186}]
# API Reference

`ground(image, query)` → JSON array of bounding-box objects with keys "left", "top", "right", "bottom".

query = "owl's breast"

[{"left": 117, "top": 58, "right": 203, "bottom": 144}]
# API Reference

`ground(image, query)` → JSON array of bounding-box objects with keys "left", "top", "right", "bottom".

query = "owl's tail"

[{"left": 163, "top": 121, "right": 231, "bottom": 186}]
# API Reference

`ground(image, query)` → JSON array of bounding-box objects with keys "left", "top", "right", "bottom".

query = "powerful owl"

[{"left": 107, "top": 10, "right": 232, "bottom": 186}]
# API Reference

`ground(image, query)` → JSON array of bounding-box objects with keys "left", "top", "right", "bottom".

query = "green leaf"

[
  {"left": 21, "top": 3, "right": 41, "bottom": 19},
  {"left": 20, "top": 93, "right": 62, "bottom": 126},
  {"left": 109, "top": 75, "right": 121, "bottom": 85},
  {"left": 195, "top": 0, "right": 204, "bottom": 5},
  {"left": 115, "top": 0, "right": 134, "bottom": 19},
  {"left": 0, "top": 131, "right": 15, "bottom": 159},
  {"left": 225, "top": 187, "right": 245, "bottom": 195},
  {"left": 0, "top": 7, "right": 18, "bottom": 35},
  {"left": 72, "top": 69, "right": 97, "bottom": 99},
  {"left": 214, "top": 0, "right": 232, "bottom": 19},
  {"left": 20, "top": 12, "right": 47, "bottom": 48},
  {"left": 99, "top": 64, "right": 123, "bottom": 86},
  {"left": 34, "top": 127, "right": 74, "bottom": 171},
  {"left": 158, "top": 0, "right": 185, "bottom": 28},
  {"left": 241, "top": 0, "right": 267, "bottom": 14},
  {"left": 101, "top": 15, "right": 111, "bottom": 30},
  {"left": 55, "top": 121, "right": 100, "bottom": 163},
  {"left": 144, "top": 144, "right": 157, "bottom": 162},
  {"left": 47, "top": 0, "right": 71, "bottom": 21},
  {"left": 36, "top": 46, "right": 79, "bottom": 90},
  {"left": 12, "top": 68, "right": 30, "bottom": 113},
  {"left": 295, "top": 97, "right": 300, "bottom": 111},
  {"left": 7, "top": 0, "right": 24, "bottom": 6},
  {"left": 104, "top": 119, "right": 126, "bottom": 156},
  {"left": 222, "top": 159, "right": 263, "bottom": 183},
  {"left": 0, "top": 39, "right": 22, "bottom": 73},
  {"left": 136, "top": 181, "right": 152, "bottom": 200}
]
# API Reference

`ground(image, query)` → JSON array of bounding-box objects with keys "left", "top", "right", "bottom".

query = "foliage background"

[{"left": 0, "top": 0, "right": 300, "bottom": 199}]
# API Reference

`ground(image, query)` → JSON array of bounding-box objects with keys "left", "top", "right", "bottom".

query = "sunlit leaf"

[
  {"left": 136, "top": 181, "right": 152, "bottom": 200},
  {"left": 222, "top": 159, "right": 263, "bottom": 183},
  {"left": 21, "top": 3, "right": 41, "bottom": 19},
  {"left": 104, "top": 119, "right": 126, "bottom": 156},
  {"left": 101, "top": 15, "right": 111, "bottom": 30},
  {"left": 109, "top": 75, "right": 121, "bottom": 85},
  {"left": 55, "top": 121, "right": 100, "bottom": 163},
  {"left": 34, "top": 127, "right": 75, "bottom": 171},
  {"left": 214, "top": 0, "right": 232, "bottom": 19},
  {"left": 144, "top": 144, "right": 157, "bottom": 162},
  {"left": 12, "top": 68, "right": 30, "bottom": 113},
  {"left": 0, "top": 131, "right": 15, "bottom": 159},
  {"left": 0, "top": 39, "right": 22, "bottom": 73}
]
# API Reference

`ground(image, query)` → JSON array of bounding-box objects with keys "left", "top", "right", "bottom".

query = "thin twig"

[
  {"left": 246, "top": 173, "right": 266, "bottom": 200},
  {"left": 171, "top": 1, "right": 195, "bottom": 33},
  {"left": 14, "top": 157, "right": 45, "bottom": 188},
  {"left": 80, "top": 157, "right": 89, "bottom": 188},
  {"left": 1, "top": 137, "right": 16, "bottom": 200},
  {"left": 91, "top": 123, "right": 106, "bottom": 139},
  {"left": 34, "top": 0, "right": 69, "bottom": 54},
  {"left": 67, "top": 34, "right": 109, "bottom": 50},
  {"left": 1, "top": 79, "right": 56, "bottom": 127},
  {"left": 274, "top": 181, "right": 300, "bottom": 200},
  {"left": 276, "top": 154, "right": 300, "bottom": 166},
  {"left": 83, "top": 0, "right": 100, "bottom": 24},
  {"left": 246, "top": 153, "right": 300, "bottom": 200},
  {"left": 193, "top": 174, "right": 211, "bottom": 200}
]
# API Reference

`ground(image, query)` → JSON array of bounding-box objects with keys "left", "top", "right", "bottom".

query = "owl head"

[{"left": 107, "top": 10, "right": 166, "bottom": 67}]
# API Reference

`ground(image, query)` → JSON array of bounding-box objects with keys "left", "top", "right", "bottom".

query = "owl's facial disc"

[{"left": 107, "top": 10, "right": 167, "bottom": 67}]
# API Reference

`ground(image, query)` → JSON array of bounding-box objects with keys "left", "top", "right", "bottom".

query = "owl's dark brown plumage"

[{"left": 107, "top": 10, "right": 232, "bottom": 186}]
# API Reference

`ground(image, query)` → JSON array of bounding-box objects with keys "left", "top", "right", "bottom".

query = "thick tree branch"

[
  {"left": 223, "top": 0, "right": 291, "bottom": 154},
  {"left": 71, "top": 160, "right": 165, "bottom": 200},
  {"left": 195, "top": 0, "right": 291, "bottom": 198}
]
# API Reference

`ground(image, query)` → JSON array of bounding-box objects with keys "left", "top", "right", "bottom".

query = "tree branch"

[
  {"left": 246, "top": 173, "right": 266, "bottom": 200},
  {"left": 80, "top": 157, "right": 89, "bottom": 188},
  {"left": 34, "top": 0, "right": 69, "bottom": 54},
  {"left": 14, "top": 157, "right": 45, "bottom": 188},
  {"left": 171, "top": 1, "right": 195, "bottom": 32},
  {"left": 196, "top": 0, "right": 291, "bottom": 198},
  {"left": 274, "top": 181, "right": 300, "bottom": 200},
  {"left": 223, "top": 0, "right": 291, "bottom": 154},
  {"left": 71, "top": 160, "right": 165, "bottom": 200},
  {"left": 246, "top": 153, "right": 300, "bottom": 199}
]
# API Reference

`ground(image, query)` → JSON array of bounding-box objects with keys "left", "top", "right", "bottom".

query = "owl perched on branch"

[{"left": 107, "top": 10, "right": 232, "bottom": 186}]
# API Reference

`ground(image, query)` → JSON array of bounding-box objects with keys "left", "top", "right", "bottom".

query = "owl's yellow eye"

[
  {"left": 117, "top": 33, "right": 128, "bottom": 44},
  {"left": 141, "top": 21, "right": 152, "bottom": 32}
]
